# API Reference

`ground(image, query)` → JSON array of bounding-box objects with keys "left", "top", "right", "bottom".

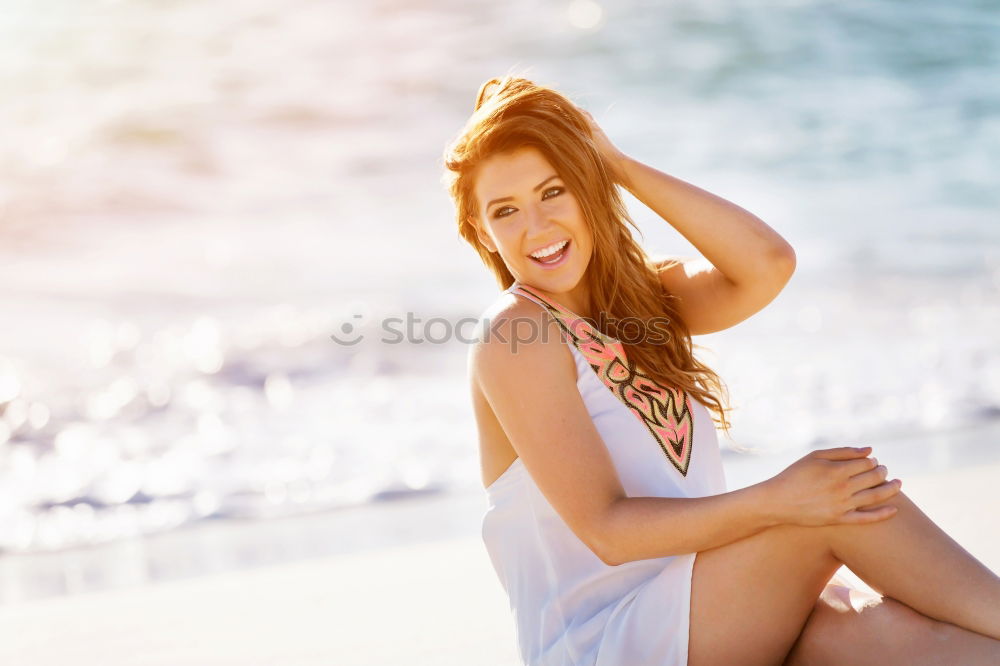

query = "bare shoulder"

[
  {"left": 468, "top": 293, "right": 570, "bottom": 378},
  {"left": 468, "top": 293, "right": 571, "bottom": 493},
  {"left": 468, "top": 292, "right": 626, "bottom": 565}
]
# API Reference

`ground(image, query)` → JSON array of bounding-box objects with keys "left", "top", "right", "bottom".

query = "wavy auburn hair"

[{"left": 440, "top": 72, "right": 734, "bottom": 437}]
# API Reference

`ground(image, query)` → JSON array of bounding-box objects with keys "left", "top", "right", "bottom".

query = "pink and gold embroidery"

[{"left": 509, "top": 283, "right": 695, "bottom": 477}]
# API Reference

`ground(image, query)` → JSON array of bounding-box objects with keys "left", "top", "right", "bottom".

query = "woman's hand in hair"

[{"left": 577, "top": 107, "right": 631, "bottom": 188}]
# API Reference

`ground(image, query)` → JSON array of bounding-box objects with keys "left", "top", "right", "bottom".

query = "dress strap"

[{"left": 505, "top": 282, "right": 617, "bottom": 346}]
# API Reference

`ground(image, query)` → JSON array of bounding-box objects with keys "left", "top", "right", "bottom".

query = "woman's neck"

[{"left": 520, "top": 281, "right": 592, "bottom": 320}]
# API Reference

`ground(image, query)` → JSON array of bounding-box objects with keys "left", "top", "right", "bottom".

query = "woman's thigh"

[{"left": 688, "top": 523, "right": 842, "bottom": 666}]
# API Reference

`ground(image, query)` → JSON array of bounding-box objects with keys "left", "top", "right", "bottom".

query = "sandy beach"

[{"left": 2, "top": 455, "right": 998, "bottom": 666}]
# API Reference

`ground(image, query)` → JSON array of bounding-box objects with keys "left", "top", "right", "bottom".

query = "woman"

[{"left": 441, "top": 74, "right": 1000, "bottom": 665}]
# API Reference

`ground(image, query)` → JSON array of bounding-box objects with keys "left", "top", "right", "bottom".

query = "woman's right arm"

[
  {"left": 472, "top": 299, "right": 902, "bottom": 567},
  {"left": 472, "top": 299, "right": 632, "bottom": 565},
  {"left": 600, "top": 450, "right": 902, "bottom": 565}
]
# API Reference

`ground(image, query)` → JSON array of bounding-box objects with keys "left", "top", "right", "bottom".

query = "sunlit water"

[{"left": 0, "top": 0, "right": 998, "bottom": 593}]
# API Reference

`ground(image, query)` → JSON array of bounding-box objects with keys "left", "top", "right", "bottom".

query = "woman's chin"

[{"left": 522, "top": 266, "right": 587, "bottom": 292}]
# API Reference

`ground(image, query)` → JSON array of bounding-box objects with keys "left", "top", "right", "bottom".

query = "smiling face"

[{"left": 472, "top": 145, "right": 594, "bottom": 314}]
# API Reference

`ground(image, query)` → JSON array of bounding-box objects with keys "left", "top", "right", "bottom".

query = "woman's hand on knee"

[{"left": 762, "top": 446, "right": 903, "bottom": 527}]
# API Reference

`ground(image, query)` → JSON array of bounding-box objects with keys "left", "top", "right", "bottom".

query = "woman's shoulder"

[
  {"left": 471, "top": 290, "right": 554, "bottom": 341},
  {"left": 468, "top": 291, "right": 573, "bottom": 382},
  {"left": 476, "top": 289, "right": 521, "bottom": 322}
]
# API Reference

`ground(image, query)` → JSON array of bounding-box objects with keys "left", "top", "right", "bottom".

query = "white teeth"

[{"left": 530, "top": 240, "right": 568, "bottom": 259}]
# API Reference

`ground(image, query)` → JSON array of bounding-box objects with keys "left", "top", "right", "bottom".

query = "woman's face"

[{"left": 472, "top": 145, "right": 594, "bottom": 305}]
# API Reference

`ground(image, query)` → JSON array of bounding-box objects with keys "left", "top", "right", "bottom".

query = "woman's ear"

[{"left": 472, "top": 219, "right": 498, "bottom": 253}]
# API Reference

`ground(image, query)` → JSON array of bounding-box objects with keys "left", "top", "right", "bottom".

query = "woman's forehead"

[{"left": 475, "top": 147, "right": 556, "bottom": 198}]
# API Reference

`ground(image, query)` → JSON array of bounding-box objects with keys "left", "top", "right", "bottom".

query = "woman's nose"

[{"left": 524, "top": 205, "right": 554, "bottom": 235}]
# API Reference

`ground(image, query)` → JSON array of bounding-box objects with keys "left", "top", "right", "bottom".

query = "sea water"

[{"left": 0, "top": 0, "right": 998, "bottom": 598}]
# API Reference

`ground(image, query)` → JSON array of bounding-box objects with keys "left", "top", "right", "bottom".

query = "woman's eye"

[{"left": 493, "top": 187, "right": 564, "bottom": 219}]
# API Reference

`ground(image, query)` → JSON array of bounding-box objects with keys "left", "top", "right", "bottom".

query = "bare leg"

[
  {"left": 688, "top": 521, "right": 842, "bottom": 665},
  {"left": 823, "top": 490, "right": 1000, "bottom": 639},
  {"left": 688, "top": 490, "right": 1000, "bottom": 666},
  {"left": 785, "top": 583, "right": 1000, "bottom": 665}
]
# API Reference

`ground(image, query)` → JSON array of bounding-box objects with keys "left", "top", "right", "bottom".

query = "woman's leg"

[
  {"left": 824, "top": 490, "right": 1000, "bottom": 639},
  {"left": 785, "top": 583, "right": 1000, "bottom": 665},
  {"left": 687, "top": 517, "right": 842, "bottom": 665},
  {"left": 688, "top": 489, "right": 1000, "bottom": 666}
]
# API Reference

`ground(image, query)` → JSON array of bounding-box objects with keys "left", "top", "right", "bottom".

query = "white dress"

[{"left": 481, "top": 282, "right": 728, "bottom": 666}]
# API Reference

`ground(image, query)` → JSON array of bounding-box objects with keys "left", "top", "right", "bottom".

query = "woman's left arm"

[
  {"left": 580, "top": 107, "right": 796, "bottom": 334},
  {"left": 615, "top": 154, "right": 796, "bottom": 285}
]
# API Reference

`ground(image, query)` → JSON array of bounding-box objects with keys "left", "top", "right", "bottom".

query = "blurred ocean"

[{"left": 0, "top": 0, "right": 998, "bottom": 601}]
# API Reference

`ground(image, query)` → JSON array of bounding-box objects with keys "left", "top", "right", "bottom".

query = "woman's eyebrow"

[{"left": 486, "top": 174, "right": 559, "bottom": 210}]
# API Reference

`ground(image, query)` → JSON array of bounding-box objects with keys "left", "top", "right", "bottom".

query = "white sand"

[
  {"left": 0, "top": 534, "right": 519, "bottom": 666},
  {"left": 2, "top": 463, "right": 997, "bottom": 666}
]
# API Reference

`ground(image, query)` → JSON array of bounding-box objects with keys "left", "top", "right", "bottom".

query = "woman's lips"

[{"left": 529, "top": 240, "right": 571, "bottom": 268}]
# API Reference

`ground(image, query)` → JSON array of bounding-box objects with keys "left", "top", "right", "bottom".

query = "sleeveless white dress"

[{"left": 481, "top": 282, "right": 728, "bottom": 666}]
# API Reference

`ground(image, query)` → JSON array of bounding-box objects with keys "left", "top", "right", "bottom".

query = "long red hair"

[{"left": 441, "top": 72, "right": 734, "bottom": 437}]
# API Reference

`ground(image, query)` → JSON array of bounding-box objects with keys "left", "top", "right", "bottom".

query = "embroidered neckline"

[{"left": 506, "top": 282, "right": 695, "bottom": 477}]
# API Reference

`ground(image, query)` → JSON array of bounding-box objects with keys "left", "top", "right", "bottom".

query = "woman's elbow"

[
  {"left": 774, "top": 243, "right": 797, "bottom": 278},
  {"left": 593, "top": 539, "right": 623, "bottom": 567}
]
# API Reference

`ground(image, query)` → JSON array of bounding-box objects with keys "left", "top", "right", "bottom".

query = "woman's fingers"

[
  {"left": 841, "top": 455, "right": 879, "bottom": 477},
  {"left": 847, "top": 462, "right": 889, "bottom": 494},
  {"left": 849, "top": 479, "right": 902, "bottom": 510},
  {"left": 812, "top": 446, "right": 872, "bottom": 461},
  {"left": 839, "top": 503, "right": 899, "bottom": 524}
]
